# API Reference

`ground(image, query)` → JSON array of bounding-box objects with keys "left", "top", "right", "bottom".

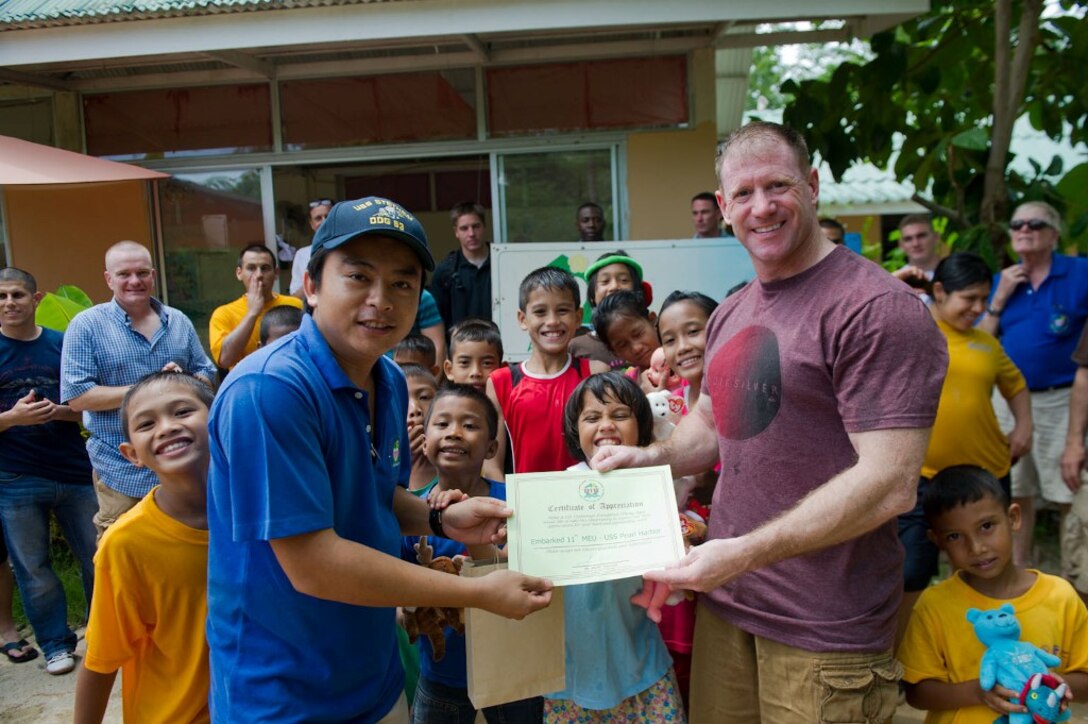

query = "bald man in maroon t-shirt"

[{"left": 594, "top": 121, "right": 947, "bottom": 722}]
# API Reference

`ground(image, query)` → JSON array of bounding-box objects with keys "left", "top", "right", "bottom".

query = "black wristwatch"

[{"left": 428, "top": 507, "right": 446, "bottom": 538}]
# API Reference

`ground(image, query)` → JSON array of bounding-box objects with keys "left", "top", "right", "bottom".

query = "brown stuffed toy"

[
  {"left": 679, "top": 514, "right": 707, "bottom": 547},
  {"left": 401, "top": 536, "right": 465, "bottom": 661}
]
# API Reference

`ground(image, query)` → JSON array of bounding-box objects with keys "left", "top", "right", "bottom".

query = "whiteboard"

[{"left": 489, "top": 239, "right": 756, "bottom": 362}]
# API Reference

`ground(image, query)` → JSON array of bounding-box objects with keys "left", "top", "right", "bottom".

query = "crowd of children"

[{"left": 42, "top": 239, "right": 1087, "bottom": 724}]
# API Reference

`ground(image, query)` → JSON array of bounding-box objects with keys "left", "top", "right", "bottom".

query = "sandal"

[{"left": 2, "top": 639, "right": 39, "bottom": 663}]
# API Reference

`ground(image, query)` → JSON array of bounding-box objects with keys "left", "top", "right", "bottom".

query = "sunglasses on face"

[
  {"left": 1009, "top": 218, "right": 1051, "bottom": 232},
  {"left": 309, "top": 199, "right": 333, "bottom": 209}
]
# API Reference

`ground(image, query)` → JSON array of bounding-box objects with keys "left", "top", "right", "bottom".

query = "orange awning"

[{"left": 0, "top": 135, "right": 168, "bottom": 185}]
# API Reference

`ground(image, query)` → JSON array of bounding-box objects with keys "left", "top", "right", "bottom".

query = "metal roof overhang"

[{"left": 0, "top": 0, "right": 927, "bottom": 93}]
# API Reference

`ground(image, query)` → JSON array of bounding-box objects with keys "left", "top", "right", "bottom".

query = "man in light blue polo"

[
  {"left": 61, "top": 241, "right": 216, "bottom": 540},
  {"left": 206, "top": 196, "right": 552, "bottom": 723}
]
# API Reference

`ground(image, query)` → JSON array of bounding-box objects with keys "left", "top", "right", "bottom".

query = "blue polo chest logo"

[{"left": 1049, "top": 308, "right": 1070, "bottom": 336}]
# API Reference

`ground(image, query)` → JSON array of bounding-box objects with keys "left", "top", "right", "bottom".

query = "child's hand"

[
  {"left": 638, "top": 367, "right": 668, "bottom": 394},
  {"left": 429, "top": 488, "right": 468, "bottom": 510},
  {"left": 1052, "top": 672, "right": 1075, "bottom": 712},
  {"left": 975, "top": 682, "right": 1025, "bottom": 716},
  {"left": 441, "top": 496, "right": 511, "bottom": 545},
  {"left": 629, "top": 578, "right": 673, "bottom": 623},
  {"left": 408, "top": 422, "right": 426, "bottom": 461}
]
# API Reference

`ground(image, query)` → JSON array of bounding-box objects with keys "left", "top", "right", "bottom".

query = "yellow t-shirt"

[
  {"left": 899, "top": 571, "right": 1088, "bottom": 724},
  {"left": 921, "top": 321, "right": 1026, "bottom": 479},
  {"left": 84, "top": 489, "right": 210, "bottom": 724},
  {"left": 208, "top": 293, "right": 303, "bottom": 368}
]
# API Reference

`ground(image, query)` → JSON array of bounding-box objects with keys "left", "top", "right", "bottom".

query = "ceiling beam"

[
  {"left": 460, "top": 33, "right": 488, "bottom": 62},
  {"left": 712, "top": 20, "right": 736, "bottom": 42},
  {"left": 205, "top": 50, "right": 276, "bottom": 79},
  {"left": 69, "top": 35, "right": 706, "bottom": 92},
  {"left": 0, "top": 66, "right": 75, "bottom": 92},
  {"left": 854, "top": 12, "right": 917, "bottom": 37},
  {"left": 714, "top": 27, "right": 850, "bottom": 49}
]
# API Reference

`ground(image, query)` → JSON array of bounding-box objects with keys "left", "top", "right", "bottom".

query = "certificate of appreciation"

[{"left": 506, "top": 465, "right": 685, "bottom": 586}]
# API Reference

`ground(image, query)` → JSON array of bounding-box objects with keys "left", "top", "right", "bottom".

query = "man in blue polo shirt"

[
  {"left": 980, "top": 200, "right": 1088, "bottom": 599},
  {"left": 206, "top": 196, "right": 552, "bottom": 723}
]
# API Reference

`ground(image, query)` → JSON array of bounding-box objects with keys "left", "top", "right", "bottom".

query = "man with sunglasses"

[
  {"left": 980, "top": 200, "right": 1088, "bottom": 604},
  {"left": 289, "top": 199, "right": 333, "bottom": 296}
]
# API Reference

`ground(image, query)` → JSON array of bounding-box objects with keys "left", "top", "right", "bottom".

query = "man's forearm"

[
  {"left": 1067, "top": 367, "right": 1088, "bottom": 445},
  {"left": 977, "top": 312, "right": 1000, "bottom": 336},
  {"left": 67, "top": 386, "right": 128, "bottom": 413},
  {"left": 271, "top": 528, "right": 486, "bottom": 609},
  {"left": 394, "top": 485, "right": 432, "bottom": 537},
  {"left": 660, "top": 398, "right": 720, "bottom": 477},
  {"left": 215, "top": 315, "right": 259, "bottom": 369},
  {"left": 736, "top": 427, "right": 928, "bottom": 574},
  {"left": 52, "top": 405, "right": 83, "bottom": 423}
]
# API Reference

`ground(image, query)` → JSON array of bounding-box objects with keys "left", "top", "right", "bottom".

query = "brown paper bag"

[{"left": 461, "top": 559, "right": 566, "bottom": 709}]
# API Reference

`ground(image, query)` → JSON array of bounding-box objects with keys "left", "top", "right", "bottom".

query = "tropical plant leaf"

[
  {"left": 35, "top": 292, "right": 89, "bottom": 332},
  {"left": 54, "top": 285, "right": 93, "bottom": 309},
  {"left": 950, "top": 127, "right": 990, "bottom": 151}
]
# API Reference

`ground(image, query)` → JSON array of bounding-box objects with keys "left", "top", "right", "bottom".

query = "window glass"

[
  {"left": 487, "top": 57, "right": 687, "bottom": 137},
  {"left": 499, "top": 149, "right": 614, "bottom": 243},
  {"left": 158, "top": 169, "right": 266, "bottom": 348},
  {"left": 0, "top": 98, "right": 53, "bottom": 146},
  {"left": 280, "top": 70, "right": 476, "bottom": 150},
  {"left": 84, "top": 85, "right": 273, "bottom": 160}
]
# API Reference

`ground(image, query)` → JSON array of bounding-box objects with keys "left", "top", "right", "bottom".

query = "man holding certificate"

[{"left": 593, "top": 122, "right": 948, "bottom": 723}]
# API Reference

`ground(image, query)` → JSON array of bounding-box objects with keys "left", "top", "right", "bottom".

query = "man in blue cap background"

[{"left": 206, "top": 196, "right": 553, "bottom": 722}]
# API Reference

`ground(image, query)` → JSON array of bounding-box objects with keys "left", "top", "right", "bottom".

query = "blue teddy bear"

[{"left": 967, "top": 603, "right": 1068, "bottom": 724}]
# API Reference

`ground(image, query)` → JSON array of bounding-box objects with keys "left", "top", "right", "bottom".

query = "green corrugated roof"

[{"left": 0, "top": 0, "right": 384, "bottom": 29}]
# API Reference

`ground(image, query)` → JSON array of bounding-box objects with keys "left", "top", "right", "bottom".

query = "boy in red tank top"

[{"left": 487, "top": 267, "right": 608, "bottom": 474}]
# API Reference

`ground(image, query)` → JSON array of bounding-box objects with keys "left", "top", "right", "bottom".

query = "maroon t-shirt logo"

[{"left": 708, "top": 325, "right": 781, "bottom": 440}]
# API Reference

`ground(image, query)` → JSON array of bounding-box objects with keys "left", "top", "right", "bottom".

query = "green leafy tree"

[
  {"left": 747, "top": 46, "right": 788, "bottom": 110},
  {"left": 747, "top": 35, "right": 873, "bottom": 111},
  {"left": 782, "top": 0, "right": 1088, "bottom": 265}
]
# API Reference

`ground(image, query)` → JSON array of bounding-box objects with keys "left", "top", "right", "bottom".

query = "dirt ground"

[
  {"left": 2, "top": 629, "right": 1085, "bottom": 724},
  {"left": 0, "top": 627, "right": 122, "bottom": 723}
]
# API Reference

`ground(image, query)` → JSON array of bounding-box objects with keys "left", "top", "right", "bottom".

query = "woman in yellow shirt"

[{"left": 925, "top": 252, "right": 1034, "bottom": 484}]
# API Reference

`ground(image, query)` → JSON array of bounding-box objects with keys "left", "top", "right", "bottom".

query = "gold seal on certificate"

[{"left": 505, "top": 465, "right": 685, "bottom": 586}]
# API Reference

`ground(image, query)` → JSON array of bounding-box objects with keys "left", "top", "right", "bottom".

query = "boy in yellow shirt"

[
  {"left": 73, "top": 372, "right": 214, "bottom": 724},
  {"left": 900, "top": 465, "right": 1088, "bottom": 723}
]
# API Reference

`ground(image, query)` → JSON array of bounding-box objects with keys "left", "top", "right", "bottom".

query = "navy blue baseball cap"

[{"left": 311, "top": 196, "right": 434, "bottom": 271}]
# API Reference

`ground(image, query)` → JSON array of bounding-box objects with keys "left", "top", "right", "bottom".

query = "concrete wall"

[
  {"left": 5, "top": 181, "right": 154, "bottom": 302},
  {"left": 626, "top": 47, "right": 719, "bottom": 241},
  {"left": 626, "top": 122, "right": 719, "bottom": 240}
]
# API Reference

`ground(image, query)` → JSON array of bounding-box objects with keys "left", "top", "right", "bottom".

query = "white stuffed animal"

[{"left": 646, "top": 390, "right": 697, "bottom": 508}]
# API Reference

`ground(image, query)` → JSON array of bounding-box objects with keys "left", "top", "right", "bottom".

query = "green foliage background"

[{"left": 779, "top": 1, "right": 1087, "bottom": 264}]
